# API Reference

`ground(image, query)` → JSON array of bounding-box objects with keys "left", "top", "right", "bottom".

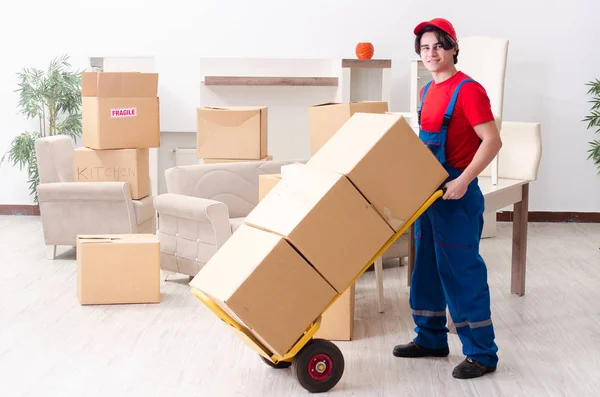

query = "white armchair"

[
  {"left": 154, "top": 160, "right": 296, "bottom": 279},
  {"left": 35, "top": 136, "right": 156, "bottom": 259}
]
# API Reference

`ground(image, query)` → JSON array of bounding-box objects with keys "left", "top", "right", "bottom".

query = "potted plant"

[
  {"left": 584, "top": 78, "right": 600, "bottom": 174},
  {"left": 1, "top": 54, "right": 82, "bottom": 203}
]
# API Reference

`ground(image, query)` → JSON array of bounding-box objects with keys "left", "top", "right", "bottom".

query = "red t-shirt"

[{"left": 419, "top": 71, "right": 494, "bottom": 170}]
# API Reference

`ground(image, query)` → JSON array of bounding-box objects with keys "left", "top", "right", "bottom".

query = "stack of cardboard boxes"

[
  {"left": 307, "top": 101, "right": 389, "bottom": 340},
  {"left": 256, "top": 101, "right": 391, "bottom": 341},
  {"left": 190, "top": 112, "right": 448, "bottom": 357},
  {"left": 74, "top": 72, "right": 160, "bottom": 198},
  {"left": 74, "top": 71, "right": 162, "bottom": 305},
  {"left": 196, "top": 106, "right": 272, "bottom": 163}
]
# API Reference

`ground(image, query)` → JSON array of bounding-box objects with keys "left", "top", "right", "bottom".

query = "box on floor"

[
  {"left": 314, "top": 285, "right": 355, "bottom": 340},
  {"left": 81, "top": 72, "right": 160, "bottom": 150},
  {"left": 196, "top": 106, "right": 268, "bottom": 160},
  {"left": 77, "top": 234, "right": 160, "bottom": 305},
  {"left": 73, "top": 147, "right": 150, "bottom": 199}
]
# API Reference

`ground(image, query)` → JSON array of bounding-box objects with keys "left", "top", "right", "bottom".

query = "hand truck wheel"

[
  {"left": 259, "top": 355, "right": 292, "bottom": 369},
  {"left": 292, "top": 338, "right": 344, "bottom": 393}
]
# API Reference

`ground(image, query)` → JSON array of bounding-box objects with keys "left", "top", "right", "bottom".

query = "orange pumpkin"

[{"left": 356, "top": 42, "right": 374, "bottom": 60}]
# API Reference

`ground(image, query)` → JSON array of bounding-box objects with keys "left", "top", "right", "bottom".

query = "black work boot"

[
  {"left": 452, "top": 358, "right": 496, "bottom": 379},
  {"left": 393, "top": 341, "right": 450, "bottom": 358}
]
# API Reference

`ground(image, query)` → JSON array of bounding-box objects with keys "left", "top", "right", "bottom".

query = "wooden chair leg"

[
  {"left": 447, "top": 309, "right": 457, "bottom": 334},
  {"left": 511, "top": 183, "right": 529, "bottom": 296},
  {"left": 374, "top": 257, "right": 384, "bottom": 313},
  {"left": 407, "top": 225, "right": 415, "bottom": 286}
]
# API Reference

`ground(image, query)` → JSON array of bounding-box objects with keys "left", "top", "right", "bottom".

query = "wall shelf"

[
  {"left": 341, "top": 59, "right": 392, "bottom": 69},
  {"left": 203, "top": 76, "right": 339, "bottom": 86}
]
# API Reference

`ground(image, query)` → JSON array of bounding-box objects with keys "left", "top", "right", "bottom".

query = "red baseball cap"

[{"left": 413, "top": 18, "right": 457, "bottom": 42}]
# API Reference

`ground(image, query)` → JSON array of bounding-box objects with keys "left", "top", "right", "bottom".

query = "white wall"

[{"left": 1, "top": 0, "right": 599, "bottom": 212}]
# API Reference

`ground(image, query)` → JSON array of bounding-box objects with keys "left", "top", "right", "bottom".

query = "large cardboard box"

[
  {"left": 197, "top": 106, "right": 268, "bottom": 159},
  {"left": 189, "top": 224, "right": 337, "bottom": 357},
  {"left": 202, "top": 155, "right": 272, "bottom": 164},
  {"left": 307, "top": 113, "right": 449, "bottom": 232},
  {"left": 73, "top": 147, "right": 150, "bottom": 199},
  {"left": 244, "top": 165, "right": 393, "bottom": 294},
  {"left": 82, "top": 72, "right": 160, "bottom": 149},
  {"left": 308, "top": 101, "right": 388, "bottom": 154},
  {"left": 77, "top": 234, "right": 160, "bottom": 305}
]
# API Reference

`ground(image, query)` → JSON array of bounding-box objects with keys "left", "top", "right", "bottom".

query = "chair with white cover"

[{"left": 456, "top": 36, "right": 510, "bottom": 237}]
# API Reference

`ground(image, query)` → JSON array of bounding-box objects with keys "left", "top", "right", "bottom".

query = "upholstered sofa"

[
  {"left": 154, "top": 160, "right": 409, "bottom": 279},
  {"left": 35, "top": 135, "right": 156, "bottom": 259}
]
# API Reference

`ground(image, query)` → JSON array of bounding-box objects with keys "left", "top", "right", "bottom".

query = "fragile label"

[{"left": 111, "top": 107, "right": 137, "bottom": 118}]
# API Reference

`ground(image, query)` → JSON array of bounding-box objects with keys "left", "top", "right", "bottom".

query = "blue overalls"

[{"left": 410, "top": 78, "right": 499, "bottom": 368}]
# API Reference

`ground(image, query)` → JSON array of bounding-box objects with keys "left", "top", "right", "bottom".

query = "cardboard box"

[
  {"left": 306, "top": 113, "right": 449, "bottom": 232},
  {"left": 202, "top": 155, "right": 272, "bottom": 164},
  {"left": 73, "top": 147, "right": 150, "bottom": 199},
  {"left": 314, "top": 284, "right": 355, "bottom": 340},
  {"left": 258, "top": 174, "right": 281, "bottom": 201},
  {"left": 76, "top": 234, "right": 160, "bottom": 305},
  {"left": 244, "top": 165, "right": 393, "bottom": 294},
  {"left": 197, "top": 106, "right": 268, "bottom": 159},
  {"left": 82, "top": 72, "right": 160, "bottom": 149},
  {"left": 189, "top": 224, "right": 337, "bottom": 357},
  {"left": 308, "top": 101, "right": 388, "bottom": 154}
]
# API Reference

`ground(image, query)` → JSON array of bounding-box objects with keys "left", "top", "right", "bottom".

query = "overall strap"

[
  {"left": 417, "top": 80, "right": 433, "bottom": 126},
  {"left": 440, "top": 78, "right": 475, "bottom": 132}
]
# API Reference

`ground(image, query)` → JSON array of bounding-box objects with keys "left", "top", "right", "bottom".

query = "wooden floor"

[{"left": 1, "top": 215, "right": 599, "bottom": 397}]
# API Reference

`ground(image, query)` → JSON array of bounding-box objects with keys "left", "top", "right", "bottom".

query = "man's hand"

[{"left": 443, "top": 177, "right": 468, "bottom": 200}]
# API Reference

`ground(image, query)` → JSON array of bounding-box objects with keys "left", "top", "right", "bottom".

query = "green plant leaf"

[
  {"left": 584, "top": 79, "right": 600, "bottom": 174},
  {"left": 3, "top": 53, "right": 82, "bottom": 202},
  {"left": 587, "top": 140, "right": 600, "bottom": 175},
  {"left": 56, "top": 112, "right": 82, "bottom": 140}
]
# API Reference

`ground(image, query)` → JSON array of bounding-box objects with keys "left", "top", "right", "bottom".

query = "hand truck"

[{"left": 191, "top": 188, "right": 445, "bottom": 393}]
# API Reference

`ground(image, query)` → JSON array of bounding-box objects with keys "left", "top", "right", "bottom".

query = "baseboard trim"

[
  {"left": 1, "top": 205, "right": 598, "bottom": 223},
  {"left": 0, "top": 205, "right": 40, "bottom": 216},
  {"left": 497, "top": 211, "right": 600, "bottom": 223}
]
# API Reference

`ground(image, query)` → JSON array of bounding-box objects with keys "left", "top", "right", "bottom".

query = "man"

[{"left": 392, "top": 18, "right": 503, "bottom": 379}]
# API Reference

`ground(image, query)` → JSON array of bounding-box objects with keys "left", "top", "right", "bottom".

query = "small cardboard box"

[
  {"left": 202, "top": 155, "right": 272, "bottom": 164},
  {"left": 314, "top": 284, "right": 355, "bottom": 341},
  {"left": 197, "top": 106, "right": 268, "bottom": 159},
  {"left": 308, "top": 101, "right": 388, "bottom": 155},
  {"left": 189, "top": 224, "right": 337, "bottom": 357},
  {"left": 73, "top": 147, "right": 150, "bottom": 199},
  {"left": 307, "top": 113, "right": 449, "bottom": 232},
  {"left": 258, "top": 174, "right": 281, "bottom": 201},
  {"left": 81, "top": 72, "right": 160, "bottom": 149},
  {"left": 76, "top": 234, "right": 160, "bottom": 305},
  {"left": 244, "top": 165, "right": 393, "bottom": 294}
]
